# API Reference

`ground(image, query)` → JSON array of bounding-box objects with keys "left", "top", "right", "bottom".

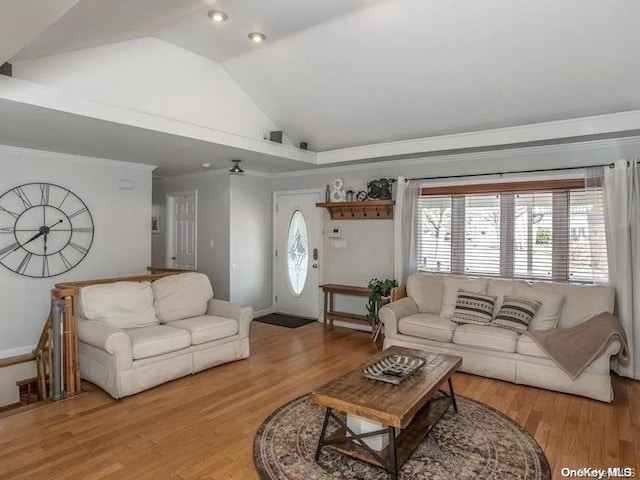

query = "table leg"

[
  {"left": 448, "top": 377, "right": 458, "bottom": 413},
  {"left": 388, "top": 426, "right": 398, "bottom": 480},
  {"left": 329, "top": 292, "right": 334, "bottom": 329},
  {"left": 323, "top": 291, "right": 328, "bottom": 329},
  {"left": 315, "top": 408, "right": 332, "bottom": 461}
]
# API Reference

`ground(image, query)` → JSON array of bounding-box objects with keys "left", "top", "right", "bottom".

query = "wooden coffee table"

[{"left": 311, "top": 346, "right": 462, "bottom": 480}]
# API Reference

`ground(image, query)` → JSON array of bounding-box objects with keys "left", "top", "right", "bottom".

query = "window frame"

[{"left": 416, "top": 178, "right": 608, "bottom": 284}]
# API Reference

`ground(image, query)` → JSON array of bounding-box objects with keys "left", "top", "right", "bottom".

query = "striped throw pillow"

[
  {"left": 451, "top": 289, "right": 497, "bottom": 326},
  {"left": 491, "top": 296, "right": 542, "bottom": 333}
]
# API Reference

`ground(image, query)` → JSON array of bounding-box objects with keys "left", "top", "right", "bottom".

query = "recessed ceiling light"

[
  {"left": 248, "top": 32, "right": 266, "bottom": 43},
  {"left": 207, "top": 10, "right": 228, "bottom": 22}
]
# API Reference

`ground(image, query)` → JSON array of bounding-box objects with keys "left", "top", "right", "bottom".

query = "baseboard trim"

[
  {"left": 330, "top": 320, "right": 372, "bottom": 333},
  {"left": 254, "top": 306, "right": 275, "bottom": 318}
]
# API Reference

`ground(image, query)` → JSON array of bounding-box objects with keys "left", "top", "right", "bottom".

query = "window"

[
  {"left": 287, "top": 210, "right": 309, "bottom": 295},
  {"left": 415, "top": 181, "right": 609, "bottom": 283}
]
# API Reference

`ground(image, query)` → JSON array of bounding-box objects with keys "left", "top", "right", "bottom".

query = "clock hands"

[{"left": 13, "top": 219, "right": 64, "bottom": 251}]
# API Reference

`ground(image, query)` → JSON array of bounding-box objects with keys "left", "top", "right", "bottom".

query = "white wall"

[
  {"left": 13, "top": 37, "right": 279, "bottom": 142},
  {"left": 229, "top": 175, "right": 273, "bottom": 311},
  {"left": 272, "top": 137, "right": 640, "bottom": 317},
  {"left": 0, "top": 145, "right": 153, "bottom": 356},
  {"left": 152, "top": 173, "right": 231, "bottom": 301}
]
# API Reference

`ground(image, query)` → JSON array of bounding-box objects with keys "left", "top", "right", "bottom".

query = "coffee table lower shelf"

[{"left": 317, "top": 396, "right": 452, "bottom": 476}]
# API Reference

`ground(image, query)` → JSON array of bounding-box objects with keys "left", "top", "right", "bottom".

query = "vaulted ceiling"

[{"left": 2, "top": 0, "right": 640, "bottom": 174}]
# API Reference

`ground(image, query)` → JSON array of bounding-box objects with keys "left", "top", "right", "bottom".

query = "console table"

[{"left": 319, "top": 284, "right": 371, "bottom": 330}]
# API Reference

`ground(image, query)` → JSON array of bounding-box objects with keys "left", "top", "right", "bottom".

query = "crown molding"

[
  {"left": 316, "top": 110, "right": 640, "bottom": 164},
  {"left": 0, "top": 143, "right": 157, "bottom": 171},
  {"left": 274, "top": 135, "right": 640, "bottom": 178},
  {"left": 153, "top": 166, "right": 273, "bottom": 183}
]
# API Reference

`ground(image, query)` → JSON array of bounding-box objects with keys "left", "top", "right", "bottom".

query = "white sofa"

[
  {"left": 75, "top": 272, "right": 253, "bottom": 398},
  {"left": 380, "top": 273, "right": 621, "bottom": 402}
]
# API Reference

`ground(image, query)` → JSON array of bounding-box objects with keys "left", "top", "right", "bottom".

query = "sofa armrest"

[
  {"left": 207, "top": 299, "right": 254, "bottom": 338},
  {"left": 77, "top": 317, "right": 133, "bottom": 369},
  {"left": 379, "top": 297, "right": 418, "bottom": 339}
]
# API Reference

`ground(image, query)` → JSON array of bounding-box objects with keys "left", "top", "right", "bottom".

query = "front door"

[
  {"left": 168, "top": 191, "right": 197, "bottom": 269},
  {"left": 274, "top": 190, "right": 322, "bottom": 319}
]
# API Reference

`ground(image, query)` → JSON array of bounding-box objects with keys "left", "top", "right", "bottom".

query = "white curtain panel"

[
  {"left": 603, "top": 159, "right": 640, "bottom": 379},
  {"left": 394, "top": 177, "right": 421, "bottom": 284}
]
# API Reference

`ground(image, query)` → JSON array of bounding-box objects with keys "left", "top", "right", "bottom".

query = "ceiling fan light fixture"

[
  {"left": 229, "top": 160, "right": 244, "bottom": 174},
  {"left": 248, "top": 32, "right": 266, "bottom": 43},
  {"left": 208, "top": 10, "right": 228, "bottom": 22}
]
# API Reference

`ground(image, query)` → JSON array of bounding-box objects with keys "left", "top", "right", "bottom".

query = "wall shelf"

[{"left": 316, "top": 200, "right": 395, "bottom": 220}]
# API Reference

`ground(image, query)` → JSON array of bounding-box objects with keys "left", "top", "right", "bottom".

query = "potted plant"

[{"left": 366, "top": 278, "right": 398, "bottom": 323}]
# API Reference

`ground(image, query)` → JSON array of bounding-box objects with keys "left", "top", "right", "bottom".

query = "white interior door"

[
  {"left": 274, "top": 190, "right": 322, "bottom": 318},
  {"left": 168, "top": 191, "right": 197, "bottom": 269}
]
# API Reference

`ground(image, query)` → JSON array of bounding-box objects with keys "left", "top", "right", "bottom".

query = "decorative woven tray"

[{"left": 362, "top": 354, "right": 426, "bottom": 385}]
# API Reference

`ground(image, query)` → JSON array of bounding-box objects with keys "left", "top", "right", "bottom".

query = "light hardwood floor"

[{"left": 0, "top": 322, "right": 638, "bottom": 480}]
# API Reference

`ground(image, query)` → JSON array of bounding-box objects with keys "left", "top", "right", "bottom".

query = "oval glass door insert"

[{"left": 287, "top": 210, "right": 309, "bottom": 295}]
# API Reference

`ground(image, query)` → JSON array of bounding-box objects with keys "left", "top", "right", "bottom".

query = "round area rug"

[{"left": 253, "top": 394, "right": 550, "bottom": 480}]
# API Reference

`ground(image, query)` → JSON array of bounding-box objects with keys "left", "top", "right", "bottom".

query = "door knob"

[
  {"left": 312, "top": 264, "right": 318, "bottom": 268},
  {"left": 171, "top": 256, "right": 176, "bottom": 260}
]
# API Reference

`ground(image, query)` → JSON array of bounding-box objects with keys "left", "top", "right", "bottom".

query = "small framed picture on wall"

[{"left": 151, "top": 215, "right": 160, "bottom": 234}]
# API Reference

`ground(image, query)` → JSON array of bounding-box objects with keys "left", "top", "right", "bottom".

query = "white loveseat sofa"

[
  {"left": 71, "top": 272, "right": 253, "bottom": 398},
  {"left": 380, "top": 273, "right": 621, "bottom": 402}
]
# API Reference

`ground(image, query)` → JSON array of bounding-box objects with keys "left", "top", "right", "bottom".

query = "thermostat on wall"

[{"left": 328, "top": 227, "right": 342, "bottom": 238}]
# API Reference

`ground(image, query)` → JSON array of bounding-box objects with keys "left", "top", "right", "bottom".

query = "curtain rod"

[{"left": 406, "top": 162, "right": 616, "bottom": 182}]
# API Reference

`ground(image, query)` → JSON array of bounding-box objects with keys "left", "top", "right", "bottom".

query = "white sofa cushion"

[
  {"left": 152, "top": 272, "right": 214, "bottom": 323},
  {"left": 452, "top": 324, "right": 520, "bottom": 353},
  {"left": 406, "top": 274, "right": 444, "bottom": 314},
  {"left": 169, "top": 315, "right": 239, "bottom": 345},
  {"left": 440, "top": 277, "right": 488, "bottom": 318},
  {"left": 125, "top": 325, "right": 191, "bottom": 360},
  {"left": 398, "top": 313, "right": 456, "bottom": 343},
  {"left": 532, "top": 282, "right": 614, "bottom": 328},
  {"left": 516, "top": 334, "right": 547, "bottom": 358},
  {"left": 79, "top": 281, "right": 159, "bottom": 329},
  {"left": 487, "top": 279, "right": 530, "bottom": 313}
]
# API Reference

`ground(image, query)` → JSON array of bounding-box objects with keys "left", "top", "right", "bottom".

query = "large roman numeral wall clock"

[{"left": 0, "top": 183, "right": 94, "bottom": 278}]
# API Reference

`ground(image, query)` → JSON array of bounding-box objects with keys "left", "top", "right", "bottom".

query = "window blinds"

[{"left": 415, "top": 187, "right": 609, "bottom": 283}]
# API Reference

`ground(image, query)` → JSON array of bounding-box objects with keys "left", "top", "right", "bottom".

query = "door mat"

[{"left": 255, "top": 313, "right": 317, "bottom": 329}]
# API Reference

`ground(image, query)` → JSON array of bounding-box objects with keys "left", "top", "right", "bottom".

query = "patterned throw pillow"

[
  {"left": 491, "top": 296, "right": 542, "bottom": 333},
  {"left": 451, "top": 289, "right": 497, "bottom": 326}
]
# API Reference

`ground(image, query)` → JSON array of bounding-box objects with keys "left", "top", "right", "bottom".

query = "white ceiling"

[
  {"left": 0, "top": 99, "right": 314, "bottom": 176},
  {"left": 5, "top": 0, "right": 640, "bottom": 174},
  {"left": 13, "top": 0, "right": 373, "bottom": 62},
  {"left": 223, "top": 0, "right": 640, "bottom": 151}
]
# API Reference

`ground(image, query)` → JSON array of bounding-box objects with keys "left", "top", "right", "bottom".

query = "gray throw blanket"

[{"left": 527, "top": 312, "right": 630, "bottom": 380}]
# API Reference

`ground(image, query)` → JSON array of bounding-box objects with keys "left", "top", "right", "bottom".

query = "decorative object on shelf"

[
  {"left": 367, "top": 177, "right": 397, "bottom": 200},
  {"left": 324, "top": 185, "right": 331, "bottom": 203},
  {"left": 362, "top": 354, "right": 427, "bottom": 384},
  {"left": 345, "top": 189, "right": 355, "bottom": 202},
  {"left": 0, "top": 182, "right": 94, "bottom": 278},
  {"left": 151, "top": 215, "right": 160, "bottom": 233},
  {"left": 315, "top": 200, "right": 395, "bottom": 220},
  {"left": 356, "top": 190, "right": 368, "bottom": 201},
  {"left": 366, "top": 277, "right": 398, "bottom": 324},
  {"left": 330, "top": 178, "right": 345, "bottom": 202},
  {"left": 229, "top": 160, "right": 244, "bottom": 174}
]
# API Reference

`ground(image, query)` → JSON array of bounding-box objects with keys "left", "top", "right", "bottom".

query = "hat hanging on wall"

[{"left": 229, "top": 160, "right": 244, "bottom": 174}]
